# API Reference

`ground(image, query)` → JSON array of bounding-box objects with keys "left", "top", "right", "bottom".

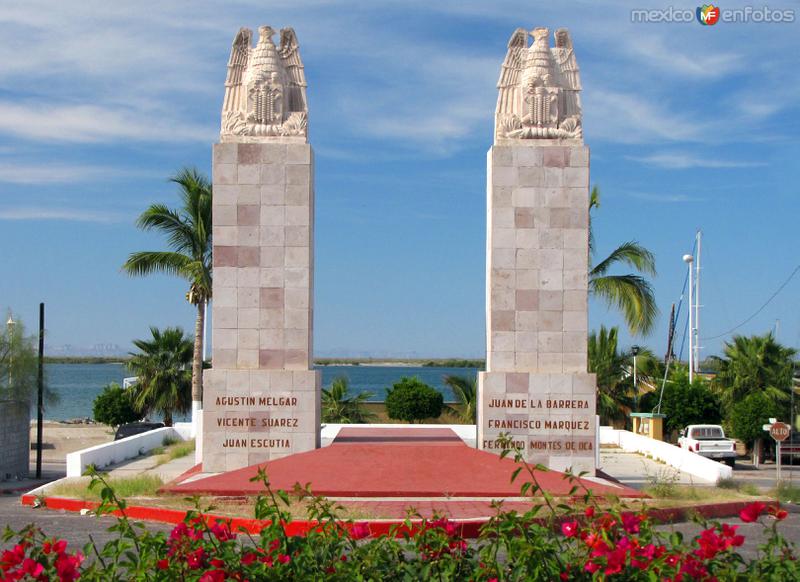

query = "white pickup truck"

[{"left": 678, "top": 425, "right": 737, "bottom": 467}]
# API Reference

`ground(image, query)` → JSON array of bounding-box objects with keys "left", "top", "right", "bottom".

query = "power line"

[{"left": 701, "top": 264, "right": 800, "bottom": 341}]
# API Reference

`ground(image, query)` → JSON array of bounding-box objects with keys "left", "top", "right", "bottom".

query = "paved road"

[{"left": 0, "top": 494, "right": 172, "bottom": 552}]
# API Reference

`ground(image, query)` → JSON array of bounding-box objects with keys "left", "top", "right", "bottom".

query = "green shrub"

[
  {"left": 385, "top": 377, "right": 443, "bottom": 423},
  {"left": 729, "top": 392, "right": 781, "bottom": 449},
  {"left": 92, "top": 383, "right": 140, "bottom": 428}
]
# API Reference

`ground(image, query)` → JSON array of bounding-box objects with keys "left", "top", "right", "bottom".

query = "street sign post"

[{"left": 766, "top": 420, "right": 790, "bottom": 482}]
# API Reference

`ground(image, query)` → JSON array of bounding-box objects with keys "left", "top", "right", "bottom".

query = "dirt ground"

[{"left": 29, "top": 422, "right": 114, "bottom": 463}]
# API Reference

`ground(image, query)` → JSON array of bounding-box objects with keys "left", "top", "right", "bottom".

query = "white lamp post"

[{"left": 683, "top": 254, "right": 694, "bottom": 383}]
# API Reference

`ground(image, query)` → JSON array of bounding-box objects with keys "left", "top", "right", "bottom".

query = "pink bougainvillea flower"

[
  {"left": 187, "top": 547, "right": 206, "bottom": 569},
  {"left": 584, "top": 560, "right": 601, "bottom": 574},
  {"left": 767, "top": 505, "right": 789, "bottom": 521},
  {"left": 20, "top": 558, "right": 45, "bottom": 578},
  {"left": 621, "top": 513, "right": 641, "bottom": 534},
  {"left": 199, "top": 569, "right": 226, "bottom": 582},
  {"left": 740, "top": 501, "right": 766, "bottom": 523},
  {"left": 55, "top": 552, "right": 84, "bottom": 582},
  {"left": 210, "top": 522, "right": 236, "bottom": 542},
  {"left": 351, "top": 522, "right": 371, "bottom": 540},
  {"left": 561, "top": 520, "right": 579, "bottom": 538}
]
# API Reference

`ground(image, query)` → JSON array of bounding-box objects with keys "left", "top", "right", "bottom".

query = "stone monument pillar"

[
  {"left": 477, "top": 27, "right": 596, "bottom": 474},
  {"left": 202, "top": 25, "right": 320, "bottom": 473}
]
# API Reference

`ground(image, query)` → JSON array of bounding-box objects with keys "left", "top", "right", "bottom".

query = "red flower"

[
  {"left": 278, "top": 554, "right": 291, "bottom": 565},
  {"left": 561, "top": 520, "right": 579, "bottom": 538},
  {"left": 187, "top": 548, "right": 206, "bottom": 569},
  {"left": 241, "top": 552, "right": 258, "bottom": 566},
  {"left": 199, "top": 569, "right": 227, "bottom": 582},
  {"left": 210, "top": 522, "right": 236, "bottom": 541},
  {"left": 584, "top": 506, "right": 595, "bottom": 518},
  {"left": 157, "top": 559, "right": 169, "bottom": 570},
  {"left": 767, "top": 505, "right": 788, "bottom": 521},
  {"left": 350, "top": 522, "right": 371, "bottom": 540},
  {"left": 19, "top": 558, "right": 44, "bottom": 578},
  {"left": 55, "top": 552, "right": 83, "bottom": 582},
  {"left": 740, "top": 501, "right": 766, "bottom": 523},
  {"left": 1, "top": 544, "right": 26, "bottom": 571},
  {"left": 622, "top": 513, "right": 641, "bottom": 534}
]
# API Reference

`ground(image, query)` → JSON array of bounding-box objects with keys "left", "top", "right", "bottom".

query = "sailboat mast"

[{"left": 694, "top": 230, "right": 702, "bottom": 374}]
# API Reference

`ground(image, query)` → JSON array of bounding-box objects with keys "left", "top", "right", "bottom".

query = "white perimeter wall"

[
  {"left": 600, "top": 426, "right": 732, "bottom": 483},
  {"left": 65, "top": 423, "right": 192, "bottom": 478}
]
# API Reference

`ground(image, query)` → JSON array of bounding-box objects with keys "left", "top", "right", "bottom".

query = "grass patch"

[
  {"left": 155, "top": 440, "right": 195, "bottom": 466},
  {"left": 717, "top": 478, "right": 761, "bottom": 496},
  {"left": 773, "top": 482, "right": 800, "bottom": 503},
  {"left": 47, "top": 474, "right": 164, "bottom": 501},
  {"left": 643, "top": 483, "right": 761, "bottom": 503}
]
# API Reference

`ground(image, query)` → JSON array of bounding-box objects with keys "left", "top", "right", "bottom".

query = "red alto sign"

[{"left": 770, "top": 422, "right": 791, "bottom": 442}]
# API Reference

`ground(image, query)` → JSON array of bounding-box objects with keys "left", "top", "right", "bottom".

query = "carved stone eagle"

[
  {"left": 221, "top": 26, "right": 308, "bottom": 141},
  {"left": 495, "top": 27, "right": 582, "bottom": 143}
]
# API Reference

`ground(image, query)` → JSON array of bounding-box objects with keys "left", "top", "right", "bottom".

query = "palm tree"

[
  {"left": 588, "top": 326, "right": 659, "bottom": 425},
  {"left": 712, "top": 332, "right": 796, "bottom": 413},
  {"left": 128, "top": 326, "right": 193, "bottom": 426},
  {"left": 443, "top": 374, "right": 477, "bottom": 423},
  {"left": 589, "top": 187, "right": 658, "bottom": 336},
  {"left": 321, "top": 377, "right": 376, "bottom": 423},
  {"left": 122, "top": 168, "right": 212, "bottom": 423}
]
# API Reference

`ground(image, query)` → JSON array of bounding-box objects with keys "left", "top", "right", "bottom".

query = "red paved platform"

[{"left": 165, "top": 427, "right": 643, "bottom": 501}]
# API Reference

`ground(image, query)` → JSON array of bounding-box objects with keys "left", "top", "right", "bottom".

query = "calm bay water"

[{"left": 41, "top": 363, "right": 479, "bottom": 421}]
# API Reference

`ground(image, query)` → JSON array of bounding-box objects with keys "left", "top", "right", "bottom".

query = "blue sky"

[{"left": 0, "top": 1, "right": 798, "bottom": 359}]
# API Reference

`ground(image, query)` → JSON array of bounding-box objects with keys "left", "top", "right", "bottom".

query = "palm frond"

[
  {"left": 590, "top": 274, "right": 658, "bottom": 336},
  {"left": 122, "top": 251, "right": 193, "bottom": 279},
  {"left": 591, "top": 241, "right": 657, "bottom": 277}
]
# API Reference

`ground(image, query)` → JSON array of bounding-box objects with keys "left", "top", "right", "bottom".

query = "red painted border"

[{"left": 19, "top": 494, "right": 768, "bottom": 539}]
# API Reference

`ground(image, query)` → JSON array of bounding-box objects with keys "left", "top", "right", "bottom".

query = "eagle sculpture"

[
  {"left": 495, "top": 27, "right": 582, "bottom": 142},
  {"left": 221, "top": 26, "right": 308, "bottom": 141}
]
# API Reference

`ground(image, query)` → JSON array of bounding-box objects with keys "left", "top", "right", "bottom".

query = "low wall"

[
  {"left": 600, "top": 427, "right": 732, "bottom": 483},
  {"left": 66, "top": 425, "right": 190, "bottom": 478},
  {"left": 0, "top": 400, "right": 30, "bottom": 481}
]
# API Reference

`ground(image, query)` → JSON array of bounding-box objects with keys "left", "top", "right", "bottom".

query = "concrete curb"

[{"left": 19, "top": 494, "right": 771, "bottom": 539}]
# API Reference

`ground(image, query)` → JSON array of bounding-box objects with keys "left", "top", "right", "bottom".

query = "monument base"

[
  {"left": 201, "top": 369, "right": 321, "bottom": 473},
  {"left": 477, "top": 371, "right": 596, "bottom": 474}
]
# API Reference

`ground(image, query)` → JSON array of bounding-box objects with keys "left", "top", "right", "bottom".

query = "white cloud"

[
  {"left": 0, "top": 206, "right": 125, "bottom": 222},
  {"left": 0, "top": 102, "right": 213, "bottom": 144},
  {"left": 585, "top": 89, "right": 707, "bottom": 144},
  {"left": 628, "top": 153, "right": 766, "bottom": 169},
  {"left": 0, "top": 162, "right": 159, "bottom": 184}
]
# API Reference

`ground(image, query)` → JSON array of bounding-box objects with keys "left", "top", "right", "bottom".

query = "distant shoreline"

[{"left": 45, "top": 357, "right": 485, "bottom": 368}]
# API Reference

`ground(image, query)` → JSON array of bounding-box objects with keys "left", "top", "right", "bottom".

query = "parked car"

[
  {"left": 678, "top": 424, "right": 737, "bottom": 467},
  {"left": 778, "top": 431, "right": 800, "bottom": 464},
  {"left": 114, "top": 421, "right": 165, "bottom": 441}
]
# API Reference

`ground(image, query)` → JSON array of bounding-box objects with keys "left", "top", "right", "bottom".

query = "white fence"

[
  {"left": 600, "top": 427, "right": 733, "bottom": 483},
  {"left": 65, "top": 422, "right": 192, "bottom": 478}
]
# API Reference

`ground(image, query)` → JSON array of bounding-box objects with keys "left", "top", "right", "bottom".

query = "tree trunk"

[
  {"left": 164, "top": 411, "right": 173, "bottom": 427},
  {"left": 192, "top": 301, "right": 205, "bottom": 404}
]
